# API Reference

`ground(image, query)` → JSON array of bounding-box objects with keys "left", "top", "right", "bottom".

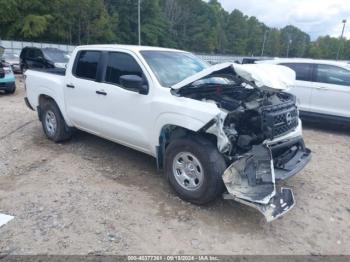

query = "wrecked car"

[{"left": 23, "top": 45, "right": 311, "bottom": 222}]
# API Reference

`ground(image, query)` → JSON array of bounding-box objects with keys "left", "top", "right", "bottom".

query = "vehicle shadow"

[
  {"left": 302, "top": 119, "right": 350, "bottom": 136},
  {"left": 69, "top": 130, "right": 266, "bottom": 229},
  {"left": 0, "top": 91, "right": 12, "bottom": 96},
  {"left": 30, "top": 127, "right": 278, "bottom": 231}
]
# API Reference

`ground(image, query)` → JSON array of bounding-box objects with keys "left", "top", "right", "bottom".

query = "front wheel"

[{"left": 164, "top": 135, "right": 227, "bottom": 205}]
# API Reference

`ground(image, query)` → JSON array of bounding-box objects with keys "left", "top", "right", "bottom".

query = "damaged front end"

[
  {"left": 172, "top": 62, "right": 311, "bottom": 222},
  {"left": 222, "top": 138, "right": 310, "bottom": 222}
]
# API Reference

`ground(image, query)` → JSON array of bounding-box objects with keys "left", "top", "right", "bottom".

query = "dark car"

[{"left": 20, "top": 47, "right": 69, "bottom": 72}]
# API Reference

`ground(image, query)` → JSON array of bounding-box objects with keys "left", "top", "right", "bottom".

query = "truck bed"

[{"left": 25, "top": 69, "right": 66, "bottom": 116}]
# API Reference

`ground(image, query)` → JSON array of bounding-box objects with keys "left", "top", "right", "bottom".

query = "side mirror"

[
  {"left": 37, "top": 56, "right": 44, "bottom": 62},
  {"left": 120, "top": 75, "right": 149, "bottom": 95}
]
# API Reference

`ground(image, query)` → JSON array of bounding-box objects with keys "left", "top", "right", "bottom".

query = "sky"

[{"left": 216, "top": 0, "right": 350, "bottom": 40}]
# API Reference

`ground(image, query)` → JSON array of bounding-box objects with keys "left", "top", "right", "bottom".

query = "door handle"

[
  {"left": 316, "top": 86, "right": 328, "bottom": 90},
  {"left": 96, "top": 90, "right": 107, "bottom": 96},
  {"left": 66, "top": 84, "right": 75, "bottom": 88}
]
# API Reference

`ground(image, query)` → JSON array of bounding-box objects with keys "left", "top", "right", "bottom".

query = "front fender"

[{"left": 152, "top": 112, "right": 212, "bottom": 149}]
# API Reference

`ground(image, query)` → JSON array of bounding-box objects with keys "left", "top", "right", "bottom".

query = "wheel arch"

[
  {"left": 156, "top": 123, "right": 218, "bottom": 169},
  {"left": 37, "top": 94, "right": 71, "bottom": 126}
]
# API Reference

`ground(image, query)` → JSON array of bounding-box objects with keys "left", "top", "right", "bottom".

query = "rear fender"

[{"left": 37, "top": 91, "right": 72, "bottom": 126}]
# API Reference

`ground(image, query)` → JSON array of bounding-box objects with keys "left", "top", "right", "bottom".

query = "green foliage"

[
  {"left": 21, "top": 14, "right": 52, "bottom": 38},
  {"left": 0, "top": 0, "right": 349, "bottom": 60}
]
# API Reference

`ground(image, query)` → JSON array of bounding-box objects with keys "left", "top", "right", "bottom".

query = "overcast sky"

[{"left": 216, "top": 0, "right": 350, "bottom": 40}]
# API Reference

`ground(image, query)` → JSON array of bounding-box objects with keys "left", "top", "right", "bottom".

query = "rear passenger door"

[
  {"left": 310, "top": 64, "right": 350, "bottom": 118},
  {"left": 279, "top": 63, "right": 314, "bottom": 112},
  {"left": 65, "top": 50, "right": 104, "bottom": 134}
]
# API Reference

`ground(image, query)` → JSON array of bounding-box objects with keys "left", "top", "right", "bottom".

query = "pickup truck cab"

[{"left": 24, "top": 45, "right": 311, "bottom": 222}]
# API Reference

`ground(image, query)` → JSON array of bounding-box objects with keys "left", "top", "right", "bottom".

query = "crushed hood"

[{"left": 171, "top": 62, "right": 296, "bottom": 92}]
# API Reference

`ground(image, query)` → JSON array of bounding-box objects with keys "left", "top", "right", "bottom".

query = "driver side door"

[{"left": 95, "top": 51, "right": 153, "bottom": 154}]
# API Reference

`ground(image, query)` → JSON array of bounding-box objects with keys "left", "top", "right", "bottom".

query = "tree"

[
  {"left": 225, "top": 9, "right": 248, "bottom": 55},
  {"left": 2, "top": 0, "right": 346, "bottom": 60}
]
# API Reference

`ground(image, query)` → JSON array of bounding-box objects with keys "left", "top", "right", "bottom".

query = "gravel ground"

[{"left": 0, "top": 76, "right": 349, "bottom": 255}]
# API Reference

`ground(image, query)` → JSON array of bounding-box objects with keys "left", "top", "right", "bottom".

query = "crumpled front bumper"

[{"left": 222, "top": 136, "right": 311, "bottom": 222}]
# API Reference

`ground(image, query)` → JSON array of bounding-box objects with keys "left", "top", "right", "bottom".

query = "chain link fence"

[
  {"left": 0, "top": 40, "right": 75, "bottom": 55},
  {"left": 0, "top": 39, "right": 273, "bottom": 64}
]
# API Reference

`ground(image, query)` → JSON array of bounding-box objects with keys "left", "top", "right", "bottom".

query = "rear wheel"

[
  {"left": 165, "top": 135, "right": 227, "bottom": 205},
  {"left": 41, "top": 100, "right": 72, "bottom": 142}
]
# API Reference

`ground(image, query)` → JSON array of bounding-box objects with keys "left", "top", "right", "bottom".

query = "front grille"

[{"left": 261, "top": 103, "right": 299, "bottom": 138}]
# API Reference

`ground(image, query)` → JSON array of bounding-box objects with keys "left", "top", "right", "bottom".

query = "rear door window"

[
  {"left": 74, "top": 51, "right": 101, "bottom": 80},
  {"left": 315, "top": 64, "right": 350, "bottom": 86},
  {"left": 280, "top": 63, "right": 313, "bottom": 82}
]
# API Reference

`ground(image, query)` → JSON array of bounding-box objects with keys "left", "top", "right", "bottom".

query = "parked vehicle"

[
  {"left": 24, "top": 45, "right": 311, "bottom": 222},
  {"left": 258, "top": 58, "right": 350, "bottom": 123},
  {"left": 0, "top": 46, "right": 16, "bottom": 94},
  {"left": 20, "top": 47, "right": 69, "bottom": 72},
  {"left": 2, "top": 52, "right": 21, "bottom": 74}
]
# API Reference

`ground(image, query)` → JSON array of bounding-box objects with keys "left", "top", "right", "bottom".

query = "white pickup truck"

[{"left": 24, "top": 45, "right": 311, "bottom": 221}]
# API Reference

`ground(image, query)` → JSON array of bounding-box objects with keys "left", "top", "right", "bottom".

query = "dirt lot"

[{"left": 0, "top": 76, "right": 349, "bottom": 255}]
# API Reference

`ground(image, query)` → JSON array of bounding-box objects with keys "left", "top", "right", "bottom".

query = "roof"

[
  {"left": 76, "top": 44, "right": 185, "bottom": 53},
  {"left": 258, "top": 58, "right": 350, "bottom": 67}
]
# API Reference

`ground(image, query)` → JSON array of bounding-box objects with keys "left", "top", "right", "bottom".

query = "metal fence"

[
  {"left": 0, "top": 39, "right": 272, "bottom": 64},
  {"left": 0, "top": 40, "right": 76, "bottom": 55}
]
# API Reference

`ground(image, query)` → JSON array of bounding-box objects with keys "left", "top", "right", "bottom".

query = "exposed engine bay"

[
  {"left": 173, "top": 66, "right": 311, "bottom": 222},
  {"left": 178, "top": 76, "right": 299, "bottom": 158}
]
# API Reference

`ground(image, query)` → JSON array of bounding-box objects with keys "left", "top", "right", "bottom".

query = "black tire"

[
  {"left": 164, "top": 135, "right": 227, "bottom": 205},
  {"left": 5, "top": 83, "right": 16, "bottom": 94},
  {"left": 40, "top": 99, "right": 72, "bottom": 142}
]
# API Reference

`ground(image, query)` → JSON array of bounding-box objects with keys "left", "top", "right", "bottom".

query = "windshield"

[
  {"left": 43, "top": 48, "right": 69, "bottom": 63},
  {"left": 141, "top": 51, "right": 209, "bottom": 87},
  {"left": 3, "top": 53, "right": 19, "bottom": 60}
]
